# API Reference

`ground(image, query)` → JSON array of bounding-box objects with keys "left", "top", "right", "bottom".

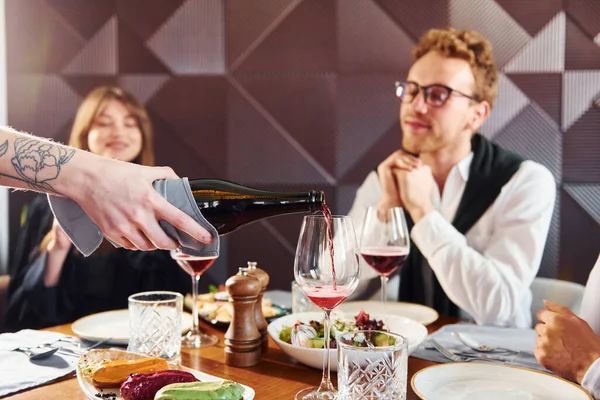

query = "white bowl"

[{"left": 267, "top": 311, "right": 428, "bottom": 371}]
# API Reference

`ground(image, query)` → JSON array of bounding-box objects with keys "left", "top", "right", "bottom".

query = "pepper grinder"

[
  {"left": 246, "top": 261, "right": 270, "bottom": 353},
  {"left": 224, "top": 267, "right": 262, "bottom": 367}
]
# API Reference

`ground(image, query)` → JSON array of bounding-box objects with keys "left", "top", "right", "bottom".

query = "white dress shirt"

[
  {"left": 348, "top": 153, "right": 556, "bottom": 328},
  {"left": 581, "top": 254, "right": 600, "bottom": 398}
]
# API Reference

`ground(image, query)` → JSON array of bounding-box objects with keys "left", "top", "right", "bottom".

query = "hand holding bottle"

[{"left": 69, "top": 158, "right": 214, "bottom": 251}]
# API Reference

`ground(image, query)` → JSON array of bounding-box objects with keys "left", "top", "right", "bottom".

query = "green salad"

[{"left": 279, "top": 310, "right": 395, "bottom": 349}]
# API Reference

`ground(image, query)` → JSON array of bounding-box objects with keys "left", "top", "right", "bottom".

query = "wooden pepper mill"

[
  {"left": 246, "top": 261, "right": 270, "bottom": 353},
  {"left": 224, "top": 267, "right": 262, "bottom": 367}
]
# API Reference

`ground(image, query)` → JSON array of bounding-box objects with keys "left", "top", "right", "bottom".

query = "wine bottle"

[{"left": 189, "top": 179, "right": 325, "bottom": 235}]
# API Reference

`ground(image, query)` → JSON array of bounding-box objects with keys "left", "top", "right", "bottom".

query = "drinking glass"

[
  {"left": 359, "top": 207, "right": 410, "bottom": 306},
  {"left": 170, "top": 248, "right": 219, "bottom": 348},
  {"left": 127, "top": 291, "right": 183, "bottom": 360},
  {"left": 294, "top": 215, "right": 360, "bottom": 400},
  {"left": 337, "top": 330, "right": 408, "bottom": 399}
]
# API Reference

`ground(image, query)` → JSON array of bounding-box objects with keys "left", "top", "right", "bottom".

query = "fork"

[
  {"left": 54, "top": 337, "right": 113, "bottom": 356},
  {"left": 429, "top": 338, "right": 466, "bottom": 362},
  {"left": 429, "top": 339, "right": 512, "bottom": 363}
]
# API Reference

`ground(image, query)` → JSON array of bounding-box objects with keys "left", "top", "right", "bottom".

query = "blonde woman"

[{"left": 4, "top": 87, "right": 200, "bottom": 330}]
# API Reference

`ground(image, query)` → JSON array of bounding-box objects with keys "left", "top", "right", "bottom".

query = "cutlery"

[
  {"left": 452, "top": 331, "right": 534, "bottom": 355},
  {"left": 428, "top": 339, "right": 511, "bottom": 363},
  {"left": 15, "top": 345, "right": 58, "bottom": 360},
  {"left": 52, "top": 337, "right": 113, "bottom": 357}
]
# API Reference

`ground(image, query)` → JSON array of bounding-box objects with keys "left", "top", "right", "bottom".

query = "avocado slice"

[{"left": 154, "top": 380, "right": 245, "bottom": 400}]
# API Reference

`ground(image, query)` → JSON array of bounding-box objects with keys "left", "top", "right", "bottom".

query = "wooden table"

[{"left": 6, "top": 317, "right": 456, "bottom": 399}]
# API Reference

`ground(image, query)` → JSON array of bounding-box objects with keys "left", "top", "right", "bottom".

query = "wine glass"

[
  {"left": 294, "top": 214, "right": 360, "bottom": 400},
  {"left": 170, "top": 248, "right": 219, "bottom": 348},
  {"left": 359, "top": 206, "right": 410, "bottom": 307}
]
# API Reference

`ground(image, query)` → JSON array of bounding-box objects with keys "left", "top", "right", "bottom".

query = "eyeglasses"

[{"left": 395, "top": 81, "right": 480, "bottom": 107}]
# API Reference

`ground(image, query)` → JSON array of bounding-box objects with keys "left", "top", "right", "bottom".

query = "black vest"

[{"left": 398, "top": 134, "right": 524, "bottom": 317}]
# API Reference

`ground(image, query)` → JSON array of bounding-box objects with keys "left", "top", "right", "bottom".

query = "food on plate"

[
  {"left": 185, "top": 292, "right": 279, "bottom": 323},
  {"left": 120, "top": 370, "right": 199, "bottom": 400},
  {"left": 154, "top": 380, "right": 245, "bottom": 400},
  {"left": 278, "top": 310, "right": 389, "bottom": 349},
  {"left": 91, "top": 357, "right": 169, "bottom": 388}
]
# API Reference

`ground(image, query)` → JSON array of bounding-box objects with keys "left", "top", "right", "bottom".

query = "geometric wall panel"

[
  {"left": 340, "top": 124, "right": 402, "bottom": 185},
  {"left": 118, "top": 21, "right": 171, "bottom": 74},
  {"left": 233, "top": 73, "right": 337, "bottom": 178},
  {"left": 564, "top": 0, "right": 600, "bottom": 41},
  {"left": 118, "top": 75, "right": 170, "bottom": 104},
  {"left": 507, "top": 73, "right": 562, "bottom": 126},
  {"left": 539, "top": 193, "right": 560, "bottom": 278},
  {"left": 227, "top": 84, "right": 333, "bottom": 185},
  {"left": 63, "top": 16, "right": 118, "bottom": 75},
  {"left": 148, "top": 76, "right": 228, "bottom": 177},
  {"left": 226, "top": 0, "right": 298, "bottom": 69},
  {"left": 336, "top": 76, "right": 399, "bottom": 178},
  {"left": 449, "top": 0, "right": 531, "bottom": 68},
  {"left": 7, "top": 75, "right": 82, "bottom": 139},
  {"left": 495, "top": 0, "right": 563, "bottom": 37},
  {"left": 6, "top": 0, "right": 84, "bottom": 73},
  {"left": 147, "top": 0, "right": 226, "bottom": 74},
  {"left": 565, "top": 16, "right": 600, "bottom": 71},
  {"left": 374, "top": 0, "right": 449, "bottom": 40},
  {"left": 563, "top": 184, "right": 600, "bottom": 225},
  {"left": 116, "top": 0, "right": 185, "bottom": 41},
  {"left": 480, "top": 73, "right": 530, "bottom": 138},
  {"left": 560, "top": 187, "right": 600, "bottom": 284},
  {"left": 44, "top": 0, "right": 115, "bottom": 40},
  {"left": 494, "top": 104, "right": 562, "bottom": 182},
  {"left": 338, "top": 0, "right": 415, "bottom": 74},
  {"left": 235, "top": 0, "right": 336, "bottom": 72},
  {"left": 563, "top": 108, "right": 600, "bottom": 183},
  {"left": 503, "top": 12, "right": 565, "bottom": 73},
  {"left": 562, "top": 70, "right": 600, "bottom": 131}
]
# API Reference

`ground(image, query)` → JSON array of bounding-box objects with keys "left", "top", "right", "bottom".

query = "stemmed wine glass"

[
  {"left": 359, "top": 206, "right": 410, "bottom": 307},
  {"left": 294, "top": 215, "right": 360, "bottom": 400},
  {"left": 170, "top": 248, "right": 219, "bottom": 348}
]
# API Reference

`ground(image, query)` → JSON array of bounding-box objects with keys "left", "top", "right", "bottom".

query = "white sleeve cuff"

[{"left": 582, "top": 357, "right": 600, "bottom": 399}]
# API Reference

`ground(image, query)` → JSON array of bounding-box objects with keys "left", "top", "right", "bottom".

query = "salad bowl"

[{"left": 267, "top": 311, "right": 427, "bottom": 371}]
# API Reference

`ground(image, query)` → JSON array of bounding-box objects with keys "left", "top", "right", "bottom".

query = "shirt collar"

[{"left": 456, "top": 152, "right": 474, "bottom": 182}]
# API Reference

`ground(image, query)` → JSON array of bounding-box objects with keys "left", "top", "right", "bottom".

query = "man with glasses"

[{"left": 348, "top": 28, "right": 555, "bottom": 328}]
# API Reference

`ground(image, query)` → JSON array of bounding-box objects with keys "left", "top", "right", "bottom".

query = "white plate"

[
  {"left": 76, "top": 349, "right": 254, "bottom": 400},
  {"left": 412, "top": 363, "right": 592, "bottom": 400},
  {"left": 337, "top": 301, "right": 438, "bottom": 325},
  {"left": 268, "top": 311, "right": 428, "bottom": 371},
  {"left": 71, "top": 309, "right": 193, "bottom": 345}
]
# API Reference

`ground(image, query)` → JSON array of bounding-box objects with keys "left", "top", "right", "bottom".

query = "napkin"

[
  {"left": 0, "top": 330, "right": 80, "bottom": 397},
  {"left": 411, "top": 323, "right": 547, "bottom": 372},
  {"left": 48, "top": 177, "right": 219, "bottom": 257}
]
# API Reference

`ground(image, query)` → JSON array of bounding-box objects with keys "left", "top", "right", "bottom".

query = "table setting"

[
  {"left": 0, "top": 329, "right": 113, "bottom": 397},
  {"left": 1, "top": 211, "right": 594, "bottom": 399}
]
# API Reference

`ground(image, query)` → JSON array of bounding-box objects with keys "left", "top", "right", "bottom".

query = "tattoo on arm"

[{"left": 0, "top": 138, "right": 75, "bottom": 193}]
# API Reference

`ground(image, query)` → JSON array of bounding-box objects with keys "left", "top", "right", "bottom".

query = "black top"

[
  {"left": 398, "top": 133, "right": 525, "bottom": 317},
  {"left": 4, "top": 195, "right": 193, "bottom": 331}
]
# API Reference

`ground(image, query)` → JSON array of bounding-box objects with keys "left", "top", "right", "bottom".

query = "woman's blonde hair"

[
  {"left": 68, "top": 85, "right": 155, "bottom": 165},
  {"left": 40, "top": 86, "right": 154, "bottom": 253}
]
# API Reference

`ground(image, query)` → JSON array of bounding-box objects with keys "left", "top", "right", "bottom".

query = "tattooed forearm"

[{"left": 0, "top": 137, "right": 75, "bottom": 193}]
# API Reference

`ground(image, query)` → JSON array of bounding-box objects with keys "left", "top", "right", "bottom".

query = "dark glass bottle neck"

[{"left": 188, "top": 179, "right": 325, "bottom": 235}]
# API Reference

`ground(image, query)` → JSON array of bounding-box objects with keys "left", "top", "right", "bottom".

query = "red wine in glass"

[
  {"left": 170, "top": 250, "right": 218, "bottom": 348},
  {"left": 360, "top": 246, "right": 409, "bottom": 277},
  {"left": 322, "top": 204, "right": 336, "bottom": 289},
  {"left": 303, "top": 286, "right": 353, "bottom": 310},
  {"left": 175, "top": 254, "right": 216, "bottom": 276}
]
